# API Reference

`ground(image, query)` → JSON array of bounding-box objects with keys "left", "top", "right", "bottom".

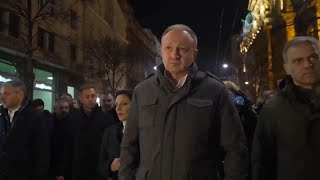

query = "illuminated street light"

[
  {"left": 153, "top": 66, "right": 157, "bottom": 70},
  {"left": 222, "top": 63, "right": 229, "bottom": 69},
  {"left": 245, "top": 81, "right": 249, "bottom": 85}
]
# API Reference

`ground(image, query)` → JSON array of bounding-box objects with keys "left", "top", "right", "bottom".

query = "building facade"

[
  {"left": 0, "top": 0, "right": 160, "bottom": 111},
  {"left": 237, "top": 0, "right": 320, "bottom": 98}
]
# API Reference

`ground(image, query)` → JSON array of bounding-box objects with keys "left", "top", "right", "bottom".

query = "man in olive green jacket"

[{"left": 119, "top": 24, "right": 248, "bottom": 180}]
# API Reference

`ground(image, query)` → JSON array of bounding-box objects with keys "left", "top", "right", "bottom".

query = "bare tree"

[
  {"left": 5, "top": 0, "right": 74, "bottom": 98},
  {"left": 86, "top": 37, "right": 133, "bottom": 95}
]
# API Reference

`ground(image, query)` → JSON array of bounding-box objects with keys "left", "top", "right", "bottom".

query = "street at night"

[{"left": 0, "top": 0, "right": 320, "bottom": 180}]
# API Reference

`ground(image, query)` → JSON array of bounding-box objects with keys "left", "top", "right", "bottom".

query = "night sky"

[{"left": 129, "top": 0, "right": 249, "bottom": 72}]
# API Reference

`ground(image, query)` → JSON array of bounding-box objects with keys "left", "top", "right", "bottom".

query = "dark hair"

[
  {"left": 79, "top": 84, "right": 95, "bottom": 93},
  {"left": 31, "top": 98, "right": 44, "bottom": 107},
  {"left": 115, "top": 90, "right": 132, "bottom": 100},
  {"left": 58, "top": 98, "right": 69, "bottom": 104},
  {"left": 161, "top": 24, "right": 198, "bottom": 48},
  {"left": 61, "top": 92, "right": 72, "bottom": 98}
]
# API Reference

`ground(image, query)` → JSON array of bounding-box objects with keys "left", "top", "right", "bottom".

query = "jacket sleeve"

[
  {"left": 31, "top": 112, "right": 50, "bottom": 180},
  {"left": 56, "top": 116, "right": 74, "bottom": 177},
  {"left": 219, "top": 87, "right": 249, "bottom": 180},
  {"left": 251, "top": 103, "right": 276, "bottom": 180},
  {"left": 99, "top": 127, "right": 114, "bottom": 178},
  {"left": 119, "top": 91, "right": 140, "bottom": 180}
]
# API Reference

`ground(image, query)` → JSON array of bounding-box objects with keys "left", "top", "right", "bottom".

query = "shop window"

[
  {"left": 33, "top": 90, "right": 53, "bottom": 112},
  {"left": 0, "top": 60, "right": 17, "bottom": 75},
  {"left": 67, "top": 86, "right": 75, "bottom": 98},
  {"left": 33, "top": 68, "right": 55, "bottom": 112}
]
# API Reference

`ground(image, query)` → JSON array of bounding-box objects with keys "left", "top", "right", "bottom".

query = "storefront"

[
  {"left": 33, "top": 68, "right": 55, "bottom": 111},
  {"left": 0, "top": 60, "right": 17, "bottom": 83},
  {"left": 0, "top": 59, "right": 57, "bottom": 111}
]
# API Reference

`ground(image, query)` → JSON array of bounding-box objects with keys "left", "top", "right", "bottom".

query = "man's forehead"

[
  {"left": 289, "top": 42, "right": 317, "bottom": 51},
  {"left": 61, "top": 101, "right": 69, "bottom": 105},
  {"left": 1, "top": 85, "right": 14, "bottom": 91},
  {"left": 82, "top": 88, "right": 95, "bottom": 94}
]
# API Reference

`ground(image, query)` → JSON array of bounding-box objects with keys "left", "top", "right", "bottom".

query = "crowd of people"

[{"left": 0, "top": 24, "right": 319, "bottom": 180}]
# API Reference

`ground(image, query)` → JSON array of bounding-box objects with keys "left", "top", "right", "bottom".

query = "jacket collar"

[{"left": 279, "top": 75, "right": 317, "bottom": 105}]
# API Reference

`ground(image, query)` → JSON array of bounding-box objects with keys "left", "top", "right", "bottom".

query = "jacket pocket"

[
  {"left": 138, "top": 97, "right": 158, "bottom": 128},
  {"left": 187, "top": 98, "right": 213, "bottom": 107},
  {"left": 135, "top": 166, "right": 149, "bottom": 180}
]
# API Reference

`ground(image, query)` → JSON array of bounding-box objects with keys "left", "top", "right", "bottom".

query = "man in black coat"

[
  {"left": 0, "top": 79, "right": 50, "bottom": 180},
  {"left": 119, "top": 24, "right": 248, "bottom": 180},
  {"left": 252, "top": 36, "right": 320, "bottom": 180},
  {"left": 50, "top": 98, "right": 72, "bottom": 179},
  {"left": 57, "top": 84, "right": 114, "bottom": 180}
]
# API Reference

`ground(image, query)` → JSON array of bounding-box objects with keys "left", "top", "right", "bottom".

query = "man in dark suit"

[
  {"left": 119, "top": 24, "right": 248, "bottom": 180},
  {"left": 57, "top": 84, "right": 114, "bottom": 180},
  {"left": 0, "top": 79, "right": 50, "bottom": 180}
]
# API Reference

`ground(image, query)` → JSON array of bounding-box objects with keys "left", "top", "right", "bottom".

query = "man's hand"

[{"left": 111, "top": 158, "right": 121, "bottom": 172}]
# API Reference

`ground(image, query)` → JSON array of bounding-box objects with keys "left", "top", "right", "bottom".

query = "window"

[
  {"left": 70, "top": 44, "right": 77, "bottom": 62},
  {"left": 70, "top": 10, "right": 78, "bottom": 30},
  {"left": 39, "top": 0, "right": 49, "bottom": 8},
  {"left": 37, "top": 28, "right": 45, "bottom": 48},
  {"left": 37, "top": 27, "right": 55, "bottom": 53},
  {"left": 8, "top": 12, "right": 20, "bottom": 38},
  {"left": 38, "top": 0, "right": 55, "bottom": 16},
  {"left": 280, "top": 0, "right": 284, "bottom": 10},
  {"left": 48, "top": 32, "right": 55, "bottom": 52},
  {"left": 0, "top": 10, "right": 6, "bottom": 32}
]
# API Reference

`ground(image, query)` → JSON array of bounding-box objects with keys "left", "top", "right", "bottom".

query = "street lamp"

[
  {"left": 245, "top": 81, "right": 249, "bottom": 85},
  {"left": 222, "top": 63, "right": 229, "bottom": 69},
  {"left": 153, "top": 66, "right": 157, "bottom": 70},
  {"left": 221, "top": 63, "right": 239, "bottom": 85}
]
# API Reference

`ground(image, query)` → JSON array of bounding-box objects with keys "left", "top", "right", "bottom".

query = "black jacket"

[
  {"left": 50, "top": 112, "right": 71, "bottom": 178},
  {"left": 0, "top": 101, "right": 50, "bottom": 180},
  {"left": 119, "top": 63, "right": 248, "bottom": 180},
  {"left": 252, "top": 76, "right": 320, "bottom": 180},
  {"left": 59, "top": 106, "right": 114, "bottom": 180},
  {"left": 99, "top": 122, "right": 123, "bottom": 180}
]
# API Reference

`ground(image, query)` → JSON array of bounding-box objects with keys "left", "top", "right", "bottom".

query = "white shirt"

[
  {"left": 122, "top": 121, "right": 126, "bottom": 133},
  {"left": 8, "top": 106, "right": 20, "bottom": 123},
  {"left": 175, "top": 74, "right": 188, "bottom": 89},
  {"left": 164, "top": 70, "right": 188, "bottom": 89}
]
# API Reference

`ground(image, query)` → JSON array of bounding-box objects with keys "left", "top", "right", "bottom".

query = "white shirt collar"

[
  {"left": 175, "top": 74, "right": 188, "bottom": 89},
  {"left": 8, "top": 106, "right": 21, "bottom": 122},
  {"left": 122, "top": 121, "right": 126, "bottom": 133},
  {"left": 164, "top": 70, "right": 188, "bottom": 89}
]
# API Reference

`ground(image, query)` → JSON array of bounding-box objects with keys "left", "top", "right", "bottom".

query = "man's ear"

[
  {"left": 283, "top": 64, "right": 290, "bottom": 75},
  {"left": 79, "top": 94, "right": 83, "bottom": 103},
  {"left": 193, "top": 49, "right": 199, "bottom": 61}
]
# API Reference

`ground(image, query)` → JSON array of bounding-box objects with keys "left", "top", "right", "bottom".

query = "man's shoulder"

[
  {"left": 203, "top": 71, "right": 224, "bottom": 84},
  {"left": 22, "top": 105, "right": 43, "bottom": 118},
  {"left": 260, "top": 94, "right": 290, "bottom": 114},
  {"left": 196, "top": 71, "right": 225, "bottom": 90},
  {"left": 135, "top": 73, "right": 156, "bottom": 89}
]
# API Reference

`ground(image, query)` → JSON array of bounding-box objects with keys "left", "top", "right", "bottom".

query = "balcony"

[{"left": 0, "top": 33, "right": 25, "bottom": 53}]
